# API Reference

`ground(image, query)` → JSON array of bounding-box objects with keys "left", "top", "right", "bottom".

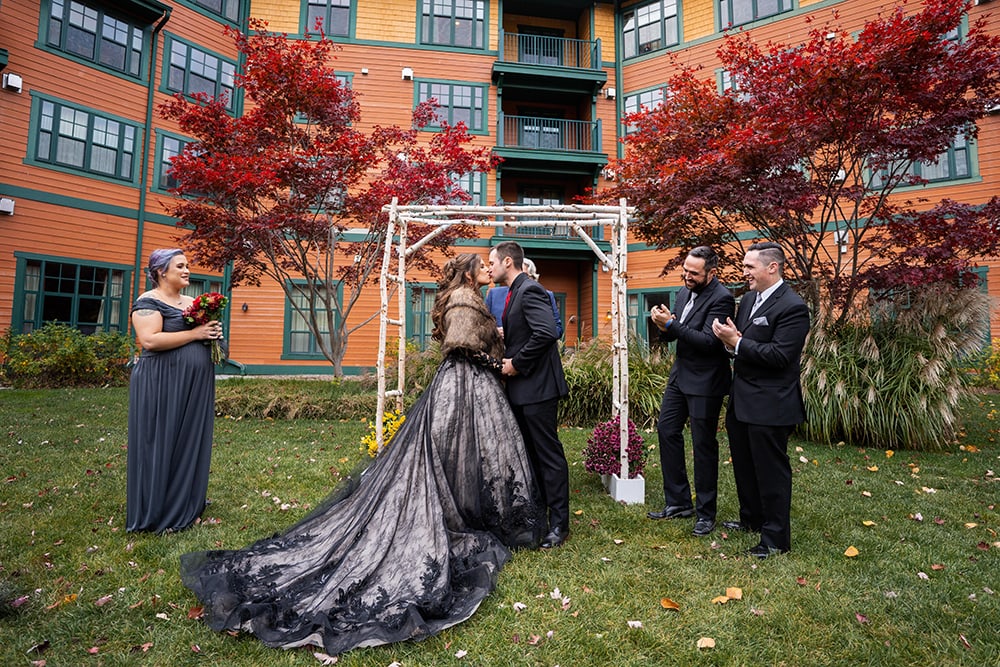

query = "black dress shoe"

[
  {"left": 541, "top": 527, "right": 568, "bottom": 549},
  {"left": 647, "top": 505, "right": 695, "bottom": 520},
  {"left": 692, "top": 519, "right": 715, "bottom": 536},
  {"left": 745, "top": 544, "right": 788, "bottom": 559},
  {"left": 721, "top": 520, "right": 756, "bottom": 533}
]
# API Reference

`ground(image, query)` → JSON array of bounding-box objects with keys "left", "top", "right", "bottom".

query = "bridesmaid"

[{"left": 126, "top": 248, "right": 223, "bottom": 533}]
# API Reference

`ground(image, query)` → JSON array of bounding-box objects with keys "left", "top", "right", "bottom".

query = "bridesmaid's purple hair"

[{"left": 146, "top": 248, "right": 184, "bottom": 286}]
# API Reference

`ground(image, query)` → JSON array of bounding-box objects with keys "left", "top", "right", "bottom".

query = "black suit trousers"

[
  {"left": 726, "top": 409, "right": 793, "bottom": 552},
  {"left": 657, "top": 384, "right": 723, "bottom": 520},
  {"left": 511, "top": 398, "right": 569, "bottom": 532}
]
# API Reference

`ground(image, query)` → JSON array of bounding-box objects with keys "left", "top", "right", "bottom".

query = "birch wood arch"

[{"left": 374, "top": 198, "right": 639, "bottom": 488}]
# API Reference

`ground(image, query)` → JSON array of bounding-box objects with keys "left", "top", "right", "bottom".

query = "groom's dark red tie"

[{"left": 502, "top": 289, "right": 512, "bottom": 319}]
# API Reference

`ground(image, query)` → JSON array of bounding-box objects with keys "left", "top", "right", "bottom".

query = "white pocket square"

[{"left": 752, "top": 316, "right": 769, "bottom": 327}]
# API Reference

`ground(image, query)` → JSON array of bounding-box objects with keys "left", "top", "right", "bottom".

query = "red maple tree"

[
  {"left": 606, "top": 0, "right": 1000, "bottom": 327},
  {"left": 159, "top": 20, "right": 498, "bottom": 375}
]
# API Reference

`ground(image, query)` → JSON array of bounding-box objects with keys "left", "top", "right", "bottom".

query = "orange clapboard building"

[{"left": 1, "top": 0, "right": 998, "bottom": 376}]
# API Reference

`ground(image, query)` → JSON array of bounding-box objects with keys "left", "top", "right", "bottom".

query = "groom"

[{"left": 489, "top": 241, "right": 570, "bottom": 549}]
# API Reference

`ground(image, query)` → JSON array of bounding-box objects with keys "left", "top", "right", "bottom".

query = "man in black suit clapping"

[
  {"left": 489, "top": 241, "right": 570, "bottom": 549},
  {"left": 712, "top": 242, "right": 810, "bottom": 559},
  {"left": 647, "top": 246, "right": 735, "bottom": 538}
]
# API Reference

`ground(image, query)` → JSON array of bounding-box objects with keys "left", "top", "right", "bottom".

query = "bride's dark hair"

[{"left": 431, "top": 254, "right": 481, "bottom": 342}]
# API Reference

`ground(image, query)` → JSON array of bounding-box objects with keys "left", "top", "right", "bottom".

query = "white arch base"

[{"left": 374, "top": 199, "right": 643, "bottom": 504}]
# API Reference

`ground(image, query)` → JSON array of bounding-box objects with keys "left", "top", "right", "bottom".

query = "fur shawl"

[{"left": 439, "top": 287, "right": 504, "bottom": 360}]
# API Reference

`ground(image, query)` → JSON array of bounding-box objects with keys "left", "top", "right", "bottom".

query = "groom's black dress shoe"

[
  {"left": 745, "top": 544, "right": 788, "bottom": 560},
  {"left": 692, "top": 519, "right": 715, "bottom": 536},
  {"left": 541, "top": 527, "right": 568, "bottom": 549},
  {"left": 646, "top": 505, "right": 695, "bottom": 520}
]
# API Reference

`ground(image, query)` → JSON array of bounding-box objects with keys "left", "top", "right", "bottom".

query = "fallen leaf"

[
  {"left": 844, "top": 546, "right": 859, "bottom": 557},
  {"left": 527, "top": 634, "right": 542, "bottom": 645},
  {"left": 725, "top": 587, "right": 743, "bottom": 600},
  {"left": 94, "top": 594, "right": 113, "bottom": 607},
  {"left": 867, "top": 465, "right": 879, "bottom": 472},
  {"left": 711, "top": 595, "right": 729, "bottom": 604},
  {"left": 959, "top": 634, "right": 972, "bottom": 650},
  {"left": 922, "top": 486, "right": 936, "bottom": 494},
  {"left": 934, "top": 517, "right": 945, "bottom": 525},
  {"left": 191, "top": 645, "right": 201, "bottom": 653},
  {"left": 862, "top": 520, "right": 876, "bottom": 527},
  {"left": 155, "top": 612, "right": 169, "bottom": 620},
  {"left": 613, "top": 539, "right": 624, "bottom": 545},
  {"left": 861, "top": 491, "right": 872, "bottom": 498},
  {"left": 627, "top": 620, "right": 643, "bottom": 628},
  {"left": 660, "top": 597, "right": 680, "bottom": 611},
  {"left": 454, "top": 649, "right": 468, "bottom": 658},
  {"left": 885, "top": 450, "right": 894, "bottom": 458},
  {"left": 910, "top": 512, "right": 924, "bottom": 522},
  {"left": 573, "top": 509, "right": 584, "bottom": 515},
  {"left": 796, "top": 577, "right": 808, "bottom": 586},
  {"left": 188, "top": 606, "right": 204, "bottom": 619},
  {"left": 12, "top": 595, "right": 30, "bottom": 607},
  {"left": 917, "top": 572, "right": 929, "bottom": 580},
  {"left": 512, "top": 601, "right": 527, "bottom": 612},
  {"left": 965, "top": 523, "right": 979, "bottom": 529},
  {"left": 87, "top": 647, "right": 99, "bottom": 654},
  {"left": 855, "top": 613, "right": 869, "bottom": 624},
  {"left": 931, "top": 564, "right": 945, "bottom": 571},
  {"left": 313, "top": 651, "right": 339, "bottom": 665},
  {"left": 697, "top": 637, "right": 716, "bottom": 649}
]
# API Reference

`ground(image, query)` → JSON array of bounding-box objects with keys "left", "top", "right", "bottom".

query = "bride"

[{"left": 180, "top": 253, "right": 545, "bottom": 654}]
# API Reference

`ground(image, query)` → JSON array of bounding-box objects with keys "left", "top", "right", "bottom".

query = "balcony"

[
  {"left": 494, "top": 114, "right": 607, "bottom": 176},
  {"left": 492, "top": 31, "right": 607, "bottom": 95}
]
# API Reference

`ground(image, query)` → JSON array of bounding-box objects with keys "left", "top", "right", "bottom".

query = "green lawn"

[{"left": 1, "top": 386, "right": 998, "bottom": 666}]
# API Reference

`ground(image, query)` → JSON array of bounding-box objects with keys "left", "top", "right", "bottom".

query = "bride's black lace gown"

[{"left": 180, "top": 287, "right": 545, "bottom": 654}]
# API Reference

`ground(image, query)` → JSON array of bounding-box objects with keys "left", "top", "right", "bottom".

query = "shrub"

[
  {"left": 0, "top": 323, "right": 133, "bottom": 388},
  {"left": 582, "top": 415, "right": 647, "bottom": 478},
  {"left": 800, "top": 284, "right": 989, "bottom": 451},
  {"left": 962, "top": 338, "right": 1000, "bottom": 390},
  {"left": 560, "top": 339, "right": 671, "bottom": 429},
  {"left": 360, "top": 410, "right": 405, "bottom": 457}
]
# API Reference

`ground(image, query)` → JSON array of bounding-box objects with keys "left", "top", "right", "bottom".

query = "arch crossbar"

[{"left": 375, "top": 199, "right": 635, "bottom": 480}]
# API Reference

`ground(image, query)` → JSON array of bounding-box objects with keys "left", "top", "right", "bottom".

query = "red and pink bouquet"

[{"left": 183, "top": 292, "right": 229, "bottom": 364}]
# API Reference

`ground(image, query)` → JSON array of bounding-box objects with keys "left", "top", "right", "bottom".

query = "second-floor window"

[
  {"left": 623, "top": 87, "right": 666, "bottom": 133},
  {"left": 872, "top": 135, "right": 972, "bottom": 188},
  {"left": 45, "top": 0, "right": 146, "bottom": 77},
  {"left": 417, "top": 81, "right": 486, "bottom": 132},
  {"left": 306, "top": 0, "right": 351, "bottom": 36},
  {"left": 189, "top": 0, "right": 241, "bottom": 23},
  {"left": 34, "top": 98, "right": 137, "bottom": 181},
  {"left": 166, "top": 38, "right": 237, "bottom": 112},
  {"left": 720, "top": 0, "right": 792, "bottom": 30},
  {"left": 420, "top": 0, "right": 486, "bottom": 49},
  {"left": 623, "top": 1, "right": 679, "bottom": 59}
]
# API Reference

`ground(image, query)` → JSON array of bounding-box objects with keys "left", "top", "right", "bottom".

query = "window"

[
  {"left": 872, "top": 135, "right": 972, "bottom": 188},
  {"left": 45, "top": 0, "right": 146, "bottom": 77},
  {"left": 305, "top": 0, "right": 351, "bottom": 36},
  {"left": 720, "top": 0, "right": 791, "bottom": 30},
  {"left": 284, "top": 283, "right": 342, "bottom": 357},
  {"left": 33, "top": 97, "right": 138, "bottom": 181},
  {"left": 623, "top": 87, "right": 666, "bottom": 133},
  {"left": 188, "top": 0, "right": 241, "bottom": 22},
  {"left": 446, "top": 172, "right": 485, "bottom": 204},
  {"left": 420, "top": 0, "right": 486, "bottom": 49},
  {"left": 416, "top": 81, "right": 487, "bottom": 132},
  {"left": 156, "top": 133, "right": 186, "bottom": 191},
  {"left": 622, "top": 1, "right": 679, "bottom": 59},
  {"left": 15, "top": 256, "right": 129, "bottom": 334},
  {"left": 166, "top": 37, "right": 237, "bottom": 112},
  {"left": 407, "top": 285, "right": 438, "bottom": 350},
  {"left": 627, "top": 289, "right": 676, "bottom": 346}
]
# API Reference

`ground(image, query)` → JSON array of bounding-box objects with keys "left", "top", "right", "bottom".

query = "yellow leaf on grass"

[
  {"left": 965, "top": 523, "right": 978, "bottom": 529},
  {"left": 844, "top": 546, "right": 860, "bottom": 557},
  {"left": 862, "top": 520, "right": 876, "bottom": 527},
  {"left": 885, "top": 450, "right": 894, "bottom": 458},
  {"left": 697, "top": 637, "right": 716, "bottom": 649},
  {"left": 574, "top": 510, "right": 584, "bottom": 516},
  {"left": 660, "top": 597, "right": 680, "bottom": 611},
  {"left": 711, "top": 595, "right": 729, "bottom": 604},
  {"left": 867, "top": 465, "right": 879, "bottom": 472},
  {"left": 725, "top": 587, "right": 743, "bottom": 600}
]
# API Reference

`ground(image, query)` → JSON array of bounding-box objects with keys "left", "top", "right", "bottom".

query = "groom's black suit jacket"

[{"left": 501, "top": 273, "right": 568, "bottom": 406}]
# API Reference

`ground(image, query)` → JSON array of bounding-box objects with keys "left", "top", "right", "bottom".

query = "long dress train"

[{"left": 180, "top": 352, "right": 545, "bottom": 654}]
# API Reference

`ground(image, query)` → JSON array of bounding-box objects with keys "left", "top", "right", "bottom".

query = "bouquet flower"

[
  {"left": 182, "top": 292, "right": 228, "bottom": 364},
  {"left": 582, "top": 415, "right": 647, "bottom": 479}
]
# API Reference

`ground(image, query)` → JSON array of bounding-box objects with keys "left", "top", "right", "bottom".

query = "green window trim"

[
  {"left": 872, "top": 134, "right": 977, "bottom": 190},
  {"left": 39, "top": 0, "right": 153, "bottom": 80},
  {"left": 162, "top": 34, "right": 238, "bottom": 113},
  {"left": 415, "top": 79, "right": 488, "bottom": 134},
  {"left": 406, "top": 283, "right": 438, "bottom": 350},
  {"left": 719, "top": 0, "right": 793, "bottom": 31},
  {"left": 418, "top": 0, "right": 488, "bottom": 50},
  {"left": 282, "top": 281, "right": 344, "bottom": 359},
  {"left": 12, "top": 253, "right": 133, "bottom": 335},
  {"left": 627, "top": 287, "right": 679, "bottom": 347},
  {"left": 153, "top": 130, "right": 192, "bottom": 193},
  {"left": 174, "top": 0, "right": 243, "bottom": 25},
  {"left": 621, "top": 0, "right": 680, "bottom": 60},
  {"left": 26, "top": 92, "right": 141, "bottom": 185},
  {"left": 302, "top": 0, "right": 354, "bottom": 37}
]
